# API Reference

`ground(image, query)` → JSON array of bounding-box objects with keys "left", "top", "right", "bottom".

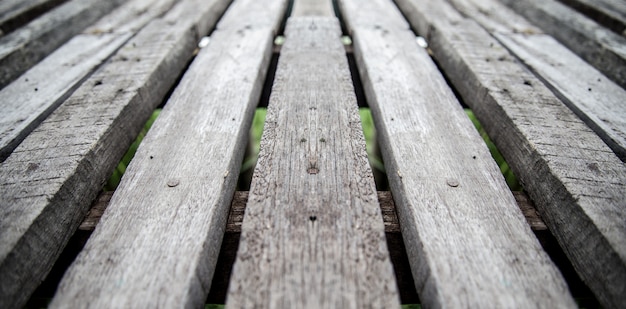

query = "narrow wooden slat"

[
  {"left": 0, "top": 0, "right": 67, "bottom": 35},
  {"left": 291, "top": 0, "right": 335, "bottom": 17},
  {"left": 50, "top": 0, "right": 288, "bottom": 307},
  {"left": 446, "top": 0, "right": 626, "bottom": 161},
  {"left": 0, "top": 0, "right": 126, "bottom": 89},
  {"left": 0, "top": 0, "right": 231, "bottom": 307},
  {"left": 0, "top": 0, "right": 180, "bottom": 162},
  {"left": 338, "top": 0, "right": 575, "bottom": 307},
  {"left": 393, "top": 0, "right": 626, "bottom": 307},
  {"left": 558, "top": 0, "right": 626, "bottom": 34},
  {"left": 499, "top": 0, "right": 626, "bottom": 89},
  {"left": 226, "top": 15, "right": 400, "bottom": 308},
  {"left": 495, "top": 33, "right": 626, "bottom": 161}
]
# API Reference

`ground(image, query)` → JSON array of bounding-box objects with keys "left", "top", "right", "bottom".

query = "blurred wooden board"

[{"left": 0, "top": 0, "right": 231, "bottom": 307}]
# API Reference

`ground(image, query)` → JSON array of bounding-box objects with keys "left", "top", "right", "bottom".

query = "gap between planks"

[{"left": 81, "top": 191, "right": 548, "bottom": 233}]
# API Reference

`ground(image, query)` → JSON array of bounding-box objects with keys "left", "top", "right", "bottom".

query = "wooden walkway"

[{"left": 0, "top": 0, "right": 624, "bottom": 308}]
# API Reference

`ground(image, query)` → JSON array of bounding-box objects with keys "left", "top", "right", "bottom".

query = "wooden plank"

[
  {"left": 392, "top": 0, "right": 626, "bottom": 307},
  {"left": 445, "top": 0, "right": 542, "bottom": 34},
  {"left": 0, "top": 0, "right": 125, "bottom": 89},
  {"left": 337, "top": 0, "right": 575, "bottom": 307},
  {"left": 0, "top": 0, "right": 180, "bottom": 162},
  {"left": 0, "top": 0, "right": 67, "bottom": 35},
  {"left": 495, "top": 33, "right": 626, "bottom": 161},
  {"left": 0, "top": 0, "right": 232, "bottom": 307},
  {"left": 499, "top": 0, "right": 626, "bottom": 89},
  {"left": 291, "top": 0, "right": 335, "bottom": 17},
  {"left": 558, "top": 0, "right": 626, "bottom": 35},
  {"left": 226, "top": 15, "right": 400, "bottom": 308},
  {"left": 446, "top": 0, "right": 626, "bottom": 160},
  {"left": 49, "top": 0, "right": 288, "bottom": 307}
]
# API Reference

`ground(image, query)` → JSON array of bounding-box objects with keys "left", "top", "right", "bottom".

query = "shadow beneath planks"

[{"left": 25, "top": 190, "right": 600, "bottom": 306}]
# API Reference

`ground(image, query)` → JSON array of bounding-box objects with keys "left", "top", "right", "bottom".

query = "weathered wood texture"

[
  {"left": 226, "top": 16, "right": 400, "bottom": 308},
  {"left": 291, "top": 0, "right": 335, "bottom": 17},
  {"left": 0, "top": 0, "right": 68, "bottom": 35},
  {"left": 0, "top": 0, "right": 125, "bottom": 89},
  {"left": 495, "top": 33, "right": 626, "bottom": 161},
  {"left": 0, "top": 0, "right": 180, "bottom": 162},
  {"left": 338, "top": 0, "right": 574, "bottom": 307},
  {"left": 0, "top": 0, "right": 231, "bottom": 307},
  {"left": 446, "top": 0, "right": 626, "bottom": 161},
  {"left": 82, "top": 190, "right": 546, "bottom": 234},
  {"left": 50, "top": 0, "right": 288, "bottom": 307},
  {"left": 393, "top": 0, "right": 626, "bottom": 307},
  {"left": 557, "top": 0, "right": 626, "bottom": 35},
  {"left": 499, "top": 0, "right": 626, "bottom": 89}
]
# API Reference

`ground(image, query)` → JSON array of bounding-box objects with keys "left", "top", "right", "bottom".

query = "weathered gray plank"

[
  {"left": 0, "top": 0, "right": 231, "bottom": 307},
  {"left": 445, "top": 0, "right": 626, "bottom": 160},
  {"left": 495, "top": 33, "right": 626, "bottom": 161},
  {"left": 0, "top": 0, "right": 125, "bottom": 89},
  {"left": 393, "top": 0, "right": 626, "bottom": 307},
  {"left": 226, "top": 16, "right": 400, "bottom": 308},
  {"left": 49, "top": 0, "right": 288, "bottom": 307},
  {"left": 558, "top": 0, "right": 626, "bottom": 34},
  {"left": 0, "top": 0, "right": 180, "bottom": 162},
  {"left": 338, "top": 0, "right": 575, "bottom": 307},
  {"left": 446, "top": 0, "right": 542, "bottom": 34},
  {"left": 291, "top": 0, "right": 335, "bottom": 17},
  {"left": 0, "top": 0, "right": 67, "bottom": 35},
  {"left": 499, "top": 0, "right": 626, "bottom": 89}
]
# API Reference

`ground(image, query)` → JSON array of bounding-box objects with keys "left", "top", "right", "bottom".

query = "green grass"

[
  {"left": 103, "top": 109, "right": 161, "bottom": 191},
  {"left": 241, "top": 108, "right": 267, "bottom": 174},
  {"left": 465, "top": 109, "right": 521, "bottom": 191},
  {"left": 105, "top": 107, "right": 521, "bottom": 192},
  {"left": 359, "top": 108, "right": 385, "bottom": 173}
]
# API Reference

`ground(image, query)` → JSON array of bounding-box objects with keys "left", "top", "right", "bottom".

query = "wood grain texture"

[
  {"left": 557, "top": 0, "right": 626, "bottom": 34},
  {"left": 0, "top": 0, "right": 231, "bottom": 307},
  {"left": 0, "top": 0, "right": 125, "bottom": 89},
  {"left": 393, "top": 0, "right": 626, "bottom": 307},
  {"left": 0, "top": 0, "right": 180, "bottom": 162},
  {"left": 445, "top": 0, "right": 542, "bottom": 35},
  {"left": 499, "top": 0, "right": 626, "bottom": 89},
  {"left": 291, "top": 0, "right": 335, "bottom": 17},
  {"left": 495, "top": 32, "right": 626, "bottom": 161},
  {"left": 50, "top": 0, "right": 288, "bottom": 307},
  {"left": 0, "top": 0, "right": 68, "bottom": 35},
  {"left": 226, "top": 17, "right": 400, "bottom": 308},
  {"left": 445, "top": 0, "right": 626, "bottom": 161},
  {"left": 338, "top": 0, "right": 575, "bottom": 307},
  {"left": 81, "top": 190, "right": 545, "bottom": 233}
]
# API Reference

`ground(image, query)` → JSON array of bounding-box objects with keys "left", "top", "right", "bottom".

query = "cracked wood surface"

[
  {"left": 0, "top": 0, "right": 181, "bottom": 161},
  {"left": 49, "top": 0, "right": 288, "bottom": 307},
  {"left": 338, "top": 0, "right": 575, "bottom": 307},
  {"left": 0, "top": 0, "right": 231, "bottom": 307},
  {"left": 393, "top": 0, "right": 626, "bottom": 307},
  {"left": 0, "top": 0, "right": 125, "bottom": 88},
  {"left": 226, "top": 15, "right": 400, "bottom": 308}
]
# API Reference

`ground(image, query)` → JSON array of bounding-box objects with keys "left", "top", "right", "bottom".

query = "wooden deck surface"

[{"left": 0, "top": 0, "right": 624, "bottom": 308}]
